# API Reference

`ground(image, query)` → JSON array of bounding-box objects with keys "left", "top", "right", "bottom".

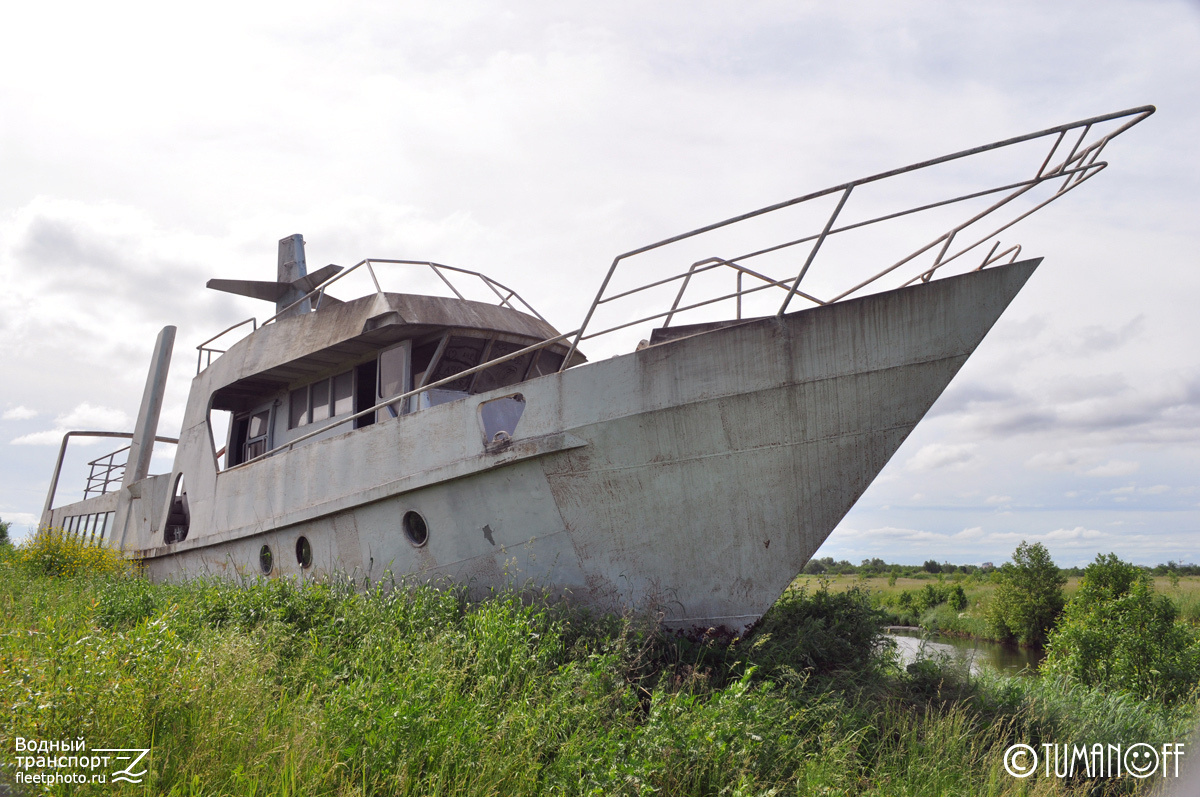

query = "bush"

[
  {"left": 746, "top": 584, "right": 889, "bottom": 678},
  {"left": 11, "top": 526, "right": 130, "bottom": 578},
  {"left": 1042, "top": 553, "right": 1200, "bottom": 705},
  {"left": 984, "top": 541, "right": 1064, "bottom": 646}
]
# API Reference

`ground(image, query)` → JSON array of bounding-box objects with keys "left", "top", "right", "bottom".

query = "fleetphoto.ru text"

[{"left": 11, "top": 737, "right": 150, "bottom": 787}]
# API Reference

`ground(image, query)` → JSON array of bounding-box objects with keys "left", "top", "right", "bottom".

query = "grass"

[{"left": 1, "top": 536, "right": 1197, "bottom": 795}]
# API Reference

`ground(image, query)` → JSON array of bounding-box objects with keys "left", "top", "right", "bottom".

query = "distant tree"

[
  {"left": 802, "top": 558, "right": 827, "bottom": 575},
  {"left": 922, "top": 560, "right": 941, "bottom": 574},
  {"left": 1043, "top": 553, "right": 1200, "bottom": 704},
  {"left": 985, "top": 541, "right": 1066, "bottom": 646},
  {"left": 0, "top": 517, "right": 10, "bottom": 545}
]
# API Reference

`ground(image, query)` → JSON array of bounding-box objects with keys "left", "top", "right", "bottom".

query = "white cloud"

[
  {"left": 905, "top": 443, "right": 977, "bottom": 472},
  {"left": 2, "top": 406, "right": 36, "bottom": 420},
  {"left": 1085, "top": 459, "right": 1140, "bottom": 478},
  {"left": 954, "top": 527, "right": 984, "bottom": 540},
  {"left": 10, "top": 403, "right": 131, "bottom": 446},
  {"left": 1043, "top": 526, "right": 1104, "bottom": 541},
  {"left": 1025, "top": 449, "right": 1101, "bottom": 473}
]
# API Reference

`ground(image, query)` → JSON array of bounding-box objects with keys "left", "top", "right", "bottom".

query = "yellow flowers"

[{"left": 8, "top": 526, "right": 132, "bottom": 578}]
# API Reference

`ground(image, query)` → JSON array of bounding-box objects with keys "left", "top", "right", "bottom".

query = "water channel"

[{"left": 887, "top": 628, "right": 1043, "bottom": 676}]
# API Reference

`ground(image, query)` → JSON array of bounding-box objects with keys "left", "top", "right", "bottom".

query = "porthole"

[
  {"left": 259, "top": 544, "right": 274, "bottom": 575},
  {"left": 403, "top": 511, "right": 428, "bottom": 547},
  {"left": 296, "top": 536, "right": 313, "bottom": 569}
]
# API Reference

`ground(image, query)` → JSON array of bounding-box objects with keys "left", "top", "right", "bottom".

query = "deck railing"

[
  {"left": 560, "top": 105, "right": 1155, "bottom": 366},
  {"left": 42, "top": 431, "right": 181, "bottom": 520},
  {"left": 196, "top": 262, "right": 546, "bottom": 375},
  {"left": 197, "top": 105, "right": 1154, "bottom": 402}
]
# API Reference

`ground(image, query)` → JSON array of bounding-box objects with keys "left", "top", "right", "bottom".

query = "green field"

[
  {"left": 1, "top": 536, "right": 1197, "bottom": 795},
  {"left": 791, "top": 574, "right": 1200, "bottom": 641}
]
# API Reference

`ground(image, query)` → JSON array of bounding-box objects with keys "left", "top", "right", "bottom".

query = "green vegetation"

[
  {"left": 1, "top": 533, "right": 1198, "bottom": 795},
  {"left": 0, "top": 515, "right": 11, "bottom": 545},
  {"left": 1043, "top": 554, "right": 1200, "bottom": 705},
  {"left": 985, "top": 542, "right": 1066, "bottom": 647}
]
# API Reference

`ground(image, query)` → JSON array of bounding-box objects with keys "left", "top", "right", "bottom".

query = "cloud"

[
  {"left": 2, "top": 406, "right": 37, "bottom": 420},
  {"left": 1025, "top": 451, "right": 1140, "bottom": 478},
  {"left": 905, "top": 443, "right": 977, "bottom": 472},
  {"left": 1084, "top": 459, "right": 1140, "bottom": 478},
  {"left": 1043, "top": 526, "right": 1104, "bottom": 541},
  {"left": 954, "top": 527, "right": 984, "bottom": 540},
  {"left": 10, "top": 403, "right": 131, "bottom": 446},
  {"left": 1070, "top": 315, "right": 1147, "bottom": 355}
]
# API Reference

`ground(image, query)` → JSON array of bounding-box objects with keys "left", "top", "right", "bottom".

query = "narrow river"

[{"left": 887, "top": 628, "right": 1044, "bottom": 676}]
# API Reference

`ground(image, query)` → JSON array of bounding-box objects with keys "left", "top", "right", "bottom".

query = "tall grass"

[{"left": 0, "top": 538, "right": 1194, "bottom": 795}]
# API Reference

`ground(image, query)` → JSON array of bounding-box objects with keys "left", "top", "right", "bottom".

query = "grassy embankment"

[
  {"left": 793, "top": 573, "right": 1200, "bottom": 642},
  {"left": 1, "top": 532, "right": 1196, "bottom": 796}
]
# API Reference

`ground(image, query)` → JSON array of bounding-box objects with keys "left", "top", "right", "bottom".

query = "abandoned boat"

[{"left": 41, "top": 106, "right": 1153, "bottom": 633}]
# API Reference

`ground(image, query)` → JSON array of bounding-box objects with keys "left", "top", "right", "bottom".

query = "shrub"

[
  {"left": 1042, "top": 553, "right": 1200, "bottom": 705},
  {"left": 12, "top": 526, "right": 130, "bottom": 578},
  {"left": 984, "top": 541, "right": 1064, "bottom": 646},
  {"left": 746, "top": 584, "right": 889, "bottom": 678}
]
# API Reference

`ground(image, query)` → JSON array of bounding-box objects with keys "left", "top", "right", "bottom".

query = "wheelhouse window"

[
  {"left": 378, "top": 342, "right": 411, "bottom": 416},
  {"left": 428, "top": 337, "right": 487, "bottom": 392},
  {"left": 245, "top": 410, "right": 271, "bottom": 460},
  {"left": 289, "top": 371, "right": 354, "bottom": 430}
]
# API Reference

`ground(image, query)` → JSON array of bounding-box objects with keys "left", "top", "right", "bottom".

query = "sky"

[{"left": 1, "top": 1, "right": 1197, "bottom": 567}]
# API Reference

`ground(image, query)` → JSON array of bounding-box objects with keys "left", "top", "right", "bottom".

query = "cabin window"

[
  {"left": 259, "top": 544, "right": 274, "bottom": 575},
  {"left": 289, "top": 387, "right": 309, "bottom": 428},
  {"left": 473, "top": 341, "right": 533, "bottom": 394},
  {"left": 332, "top": 371, "right": 353, "bottom": 416},
  {"left": 310, "top": 379, "right": 331, "bottom": 423},
  {"left": 165, "top": 473, "right": 190, "bottom": 544},
  {"left": 428, "top": 336, "right": 486, "bottom": 392},
  {"left": 378, "top": 342, "right": 411, "bottom": 417},
  {"left": 290, "top": 371, "right": 355, "bottom": 430},
  {"left": 412, "top": 339, "right": 442, "bottom": 387},
  {"left": 245, "top": 410, "right": 271, "bottom": 460}
]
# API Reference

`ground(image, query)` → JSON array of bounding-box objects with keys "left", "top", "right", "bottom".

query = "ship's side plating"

[{"left": 141, "top": 259, "right": 1038, "bottom": 632}]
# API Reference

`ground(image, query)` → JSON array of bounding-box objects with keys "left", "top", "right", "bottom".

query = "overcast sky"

[{"left": 1, "top": 1, "right": 1197, "bottom": 567}]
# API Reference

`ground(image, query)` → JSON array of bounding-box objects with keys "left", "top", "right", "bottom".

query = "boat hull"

[{"left": 143, "top": 259, "right": 1040, "bottom": 633}]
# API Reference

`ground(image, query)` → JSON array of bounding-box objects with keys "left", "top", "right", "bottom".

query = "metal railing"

[
  {"left": 196, "top": 261, "right": 547, "bottom": 374},
  {"left": 84, "top": 445, "right": 129, "bottom": 498},
  {"left": 560, "top": 105, "right": 1155, "bottom": 367},
  {"left": 194, "top": 105, "right": 1153, "bottom": 387},
  {"left": 41, "top": 431, "right": 181, "bottom": 521},
  {"left": 197, "top": 317, "right": 257, "bottom": 374}
]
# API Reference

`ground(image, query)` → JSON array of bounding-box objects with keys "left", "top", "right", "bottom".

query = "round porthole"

[
  {"left": 296, "top": 536, "right": 313, "bottom": 569},
  {"left": 259, "top": 544, "right": 274, "bottom": 575},
  {"left": 403, "top": 511, "right": 428, "bottom": 547}
]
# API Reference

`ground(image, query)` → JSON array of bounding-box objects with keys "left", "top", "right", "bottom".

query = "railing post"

[{"left": 778, "top": 187, "right": 852, "bottom": 316}]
